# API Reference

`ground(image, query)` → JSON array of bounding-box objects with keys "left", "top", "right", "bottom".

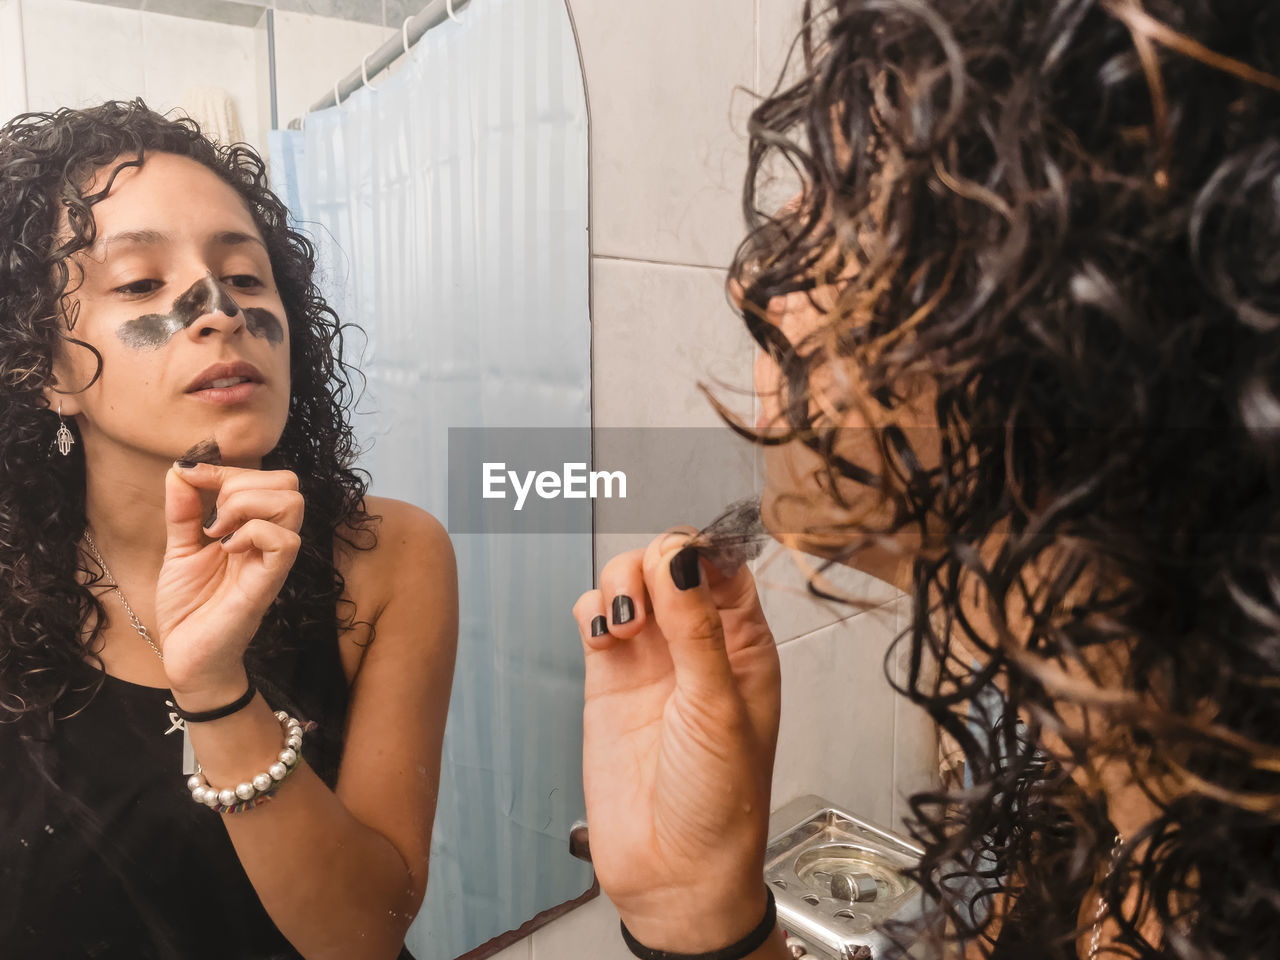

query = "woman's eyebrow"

[
  {"left": 89, "top": 227, "right": 167, "bottom": 257},
  {"left": 209, "top": 230, "right": 268, "bottom": 251},
  {"left": 89, "top": 228, "right": 267, "bottom": 257}
]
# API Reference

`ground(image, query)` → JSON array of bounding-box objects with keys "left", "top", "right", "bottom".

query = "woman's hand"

[
  {"left": 572, "top": 528, "right": 782, "bottom": 953},
  {"left": 155, "top": 461, "right": 304, "bottom": 706}
]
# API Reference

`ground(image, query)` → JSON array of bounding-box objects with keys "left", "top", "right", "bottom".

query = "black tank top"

[{"left": 0, "top": 603, "right": 417, "bottom": 959}]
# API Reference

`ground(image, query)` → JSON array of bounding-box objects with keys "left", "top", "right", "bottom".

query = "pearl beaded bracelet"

[{"left": 186, "top": 710, "right": 311, "bottom": 814}]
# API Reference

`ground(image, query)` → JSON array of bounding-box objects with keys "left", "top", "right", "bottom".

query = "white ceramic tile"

[
  {"left": 568, "top": 0, "right": 755, "bottom": 267},
  {"left": 269, "top": 8, "right": 393, "bottom": 130},
  {"left": 531, "top": 889, "right": 635, "bottom": 960},
  {"left": 592, "top": 258, "right": 754, "bottom": 428},
  {"left": 0, "top": 0, "right": 27, "bottom": 123},
  {"left": 138, "top": 9, "right": 264, "bottom": 152},
  {"left": 755, "top": 541, "right": 902, "bottom": 645},
  {"left": 274, "top": 0, "right": 383, "bottom": 25},
  {"left": 756, "top": 0, "right": 809, "bottom": 97},
  {"left": 21, "top": 0, "right": 147, "bottom": 112},
  {"left": 751, "top": 0, "right": 812, "bottom": 221},
  {"left": 142, "top": 0, "right": 267, "bottom": 27},
  {"left": 484, "top": 937, "right": 532, "bottom": 960},
  {"left": 591, "top": 259, "right": 757, "bottom": 547},
  {"left": 891, "top": 594, "right": 940, "bottom": 834},
  {"left": 253, "top": 9, "right": 271, "bottom": 144},
  {"left": 770, "top": 603, "right": 898, "bottom": 826}
]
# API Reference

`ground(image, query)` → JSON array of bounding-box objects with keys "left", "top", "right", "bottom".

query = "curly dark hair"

[
  {"left": 0, "top": 100, "right": 372, "bottom": 729},
  {"left": 727, "top": 2, "right": 1280, "bottom": 958}
]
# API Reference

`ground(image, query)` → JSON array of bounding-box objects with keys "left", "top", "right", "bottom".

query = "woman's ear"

[{"left": 41, "top": 375, "right": 82, "bottom": 418}]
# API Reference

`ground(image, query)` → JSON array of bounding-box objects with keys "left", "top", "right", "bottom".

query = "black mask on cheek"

[
  {"left": 244, "top": 307, "right": 284, "bottom": 346},
  {"left": 117, "top": 275, "right": 284, "bottom": 349}
]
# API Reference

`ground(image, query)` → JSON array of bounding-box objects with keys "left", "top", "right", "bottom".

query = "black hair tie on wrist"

[
  {"left": 619, "top": 887, "right": 776, "bottom": 960},
  {"left": 172, "top": 679, "right": 257, "bottom": 723}
]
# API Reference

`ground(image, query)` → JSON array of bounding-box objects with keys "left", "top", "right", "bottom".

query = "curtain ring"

[
  {"left": 446, "top": 0, "right": 461, "bottom": 23},
  {"left": 402, "top": 16, "right": 413, "bottom": 54},
  {"left": 361, "top": 53, "right": 378, "bottom": 91}
]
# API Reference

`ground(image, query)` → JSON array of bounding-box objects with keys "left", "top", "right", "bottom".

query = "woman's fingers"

[
  {"left": 202, "top": 487, "right": 304, "bottom": 539},
  {"left": 220, "top": 518, "right": 302, "bottom": 593},
  {"left": 572, "top": 589, "right": 615, "bottom": 652},
  {"left": 166, "top": 462, "right": 301, "bottom": 554},
  {"left": 641, "top": 529, "right": 736, "bottom": 697},
  {"left": 164, "top": 463, "right": 208, "bottom": 553},
  {"left": 172, "top": 461, "right": 300, "bottom": 493},
  {"left": 598, "top": 548, "right": 648, "bottom": 638}
]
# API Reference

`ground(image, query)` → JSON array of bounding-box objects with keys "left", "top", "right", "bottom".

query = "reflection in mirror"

[
  {"left": 271, "top": 2, "right": 593, "bottom": 956},
  {"left": 0, "top": 0, "right": 591, "bottom": 958}
]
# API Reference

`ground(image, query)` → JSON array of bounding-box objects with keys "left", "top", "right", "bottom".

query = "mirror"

[{"left": 0, "top": 1, "right": 592, "bottom": 957}]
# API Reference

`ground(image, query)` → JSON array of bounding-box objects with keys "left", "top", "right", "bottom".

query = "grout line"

[
  {"left": 753, "top": 0, "right": 759, "bottom": 93},
  {"left": 890, "top": 598, "right": 900, "bottom": 829},
  {"left": 592, "top": 253, "right": 728, "bottom": 272},
  {"left": 775, "top": 593, "right": 901, "bottom": 648}
]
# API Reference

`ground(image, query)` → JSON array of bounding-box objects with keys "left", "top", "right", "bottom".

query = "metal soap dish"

[{"left": 766, "top": 796, "right": 925, "bottom": 959}]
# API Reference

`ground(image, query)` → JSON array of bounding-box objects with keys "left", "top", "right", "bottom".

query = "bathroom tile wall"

[
  {"left": 15, "top": 0, "right": 265, "bottom": 145},
  {"left": 75, "top": 0, "right": 389, "bottom": 27},
  {"left": 6, "top": 0, "right": 393, "bottom": 158},
  {"left": 0, "top": 1, "right": 27, "bottom": 123},
  {"left": 519, "top": 1, "right": 940, "bottom": 957}
]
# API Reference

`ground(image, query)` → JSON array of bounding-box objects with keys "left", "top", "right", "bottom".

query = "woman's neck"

[{"left": 81, "top": 443, "right": 174, "bottom": 570}]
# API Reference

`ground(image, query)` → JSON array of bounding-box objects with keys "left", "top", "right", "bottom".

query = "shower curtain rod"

[{"left": 289, "top": 0, "right": 474, "bottom": 128}]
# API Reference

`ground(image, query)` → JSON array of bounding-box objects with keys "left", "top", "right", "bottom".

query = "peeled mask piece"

[
  {"left": 179, "top": 438, "right": 222, "bottom": 466},
  {"left": 685, "top": 497, "right": 769, "bottom": 576}
]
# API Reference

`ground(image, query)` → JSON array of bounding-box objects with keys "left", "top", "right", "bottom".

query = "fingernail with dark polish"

[
  {"left": 176, "top": 459, "right": 198, "bottom": 469},
  {"left": 670, "top": 547, "right": 702, "bottom": 591},
  {"left": 590, "top": 615, "right": 608, "bottom": 637},
  {"left": 220, "top": 532, "right": 234, "bottom": 544},
  {"left": 611, "top": 595, "right": 635, "bottom": 626},
  {"left": 203, "top": 505, "right": 217, "bottom": 529}
]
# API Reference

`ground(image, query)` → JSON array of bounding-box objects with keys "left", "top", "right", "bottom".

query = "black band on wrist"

[
  {"left": 173, "top": 679, "right": 257, "bottom": 723},
  {"left": 619, "top": 887, "right": 776, "bottom": 960}
]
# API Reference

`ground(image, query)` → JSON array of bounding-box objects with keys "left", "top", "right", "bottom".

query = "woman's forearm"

[{"left": 183, "top": 689, "right": 420, "bottom": 960}]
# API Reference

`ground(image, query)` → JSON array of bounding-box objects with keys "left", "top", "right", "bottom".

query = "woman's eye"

[
  {"left": 114, "top": 279, "right": 161, "bottom": 296},
  {"left": 224, "top": 275, "right": 263, "bottom": 290}
]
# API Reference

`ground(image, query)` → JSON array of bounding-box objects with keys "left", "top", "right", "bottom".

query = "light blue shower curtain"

[{"left": 269, "top": 1, "right": 592, "bottom": 956}]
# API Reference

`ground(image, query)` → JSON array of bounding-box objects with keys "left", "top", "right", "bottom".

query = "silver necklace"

[
  {"left": 81, "top": 530, "right": 199, "bottom": 773},
  {"left": 82, "top": 530, "right": 165, "bottom": 662}
]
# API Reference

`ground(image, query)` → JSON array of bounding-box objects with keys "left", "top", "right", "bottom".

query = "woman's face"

[
  {"left": 45, "top": 151, "right": 292, "bottom": 469},
  {"left": 743, "top": 270, "right": 941, "bottom": 588}
]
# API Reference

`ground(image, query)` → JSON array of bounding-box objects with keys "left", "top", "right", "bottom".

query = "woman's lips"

[{"left": 187, "top": 381, "right": 261, "bottom": 405}]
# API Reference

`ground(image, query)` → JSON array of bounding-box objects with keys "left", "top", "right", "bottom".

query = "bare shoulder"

[
  {"left": 339, "top": 496, "right": 454, "bottom": 600},
  {"left": 334, "top": 496, "right": 458, "bottom": 680}
]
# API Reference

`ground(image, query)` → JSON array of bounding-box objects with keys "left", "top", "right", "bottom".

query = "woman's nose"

[{"left": 179, "top": 274, "right": 247, "bottom": 339}]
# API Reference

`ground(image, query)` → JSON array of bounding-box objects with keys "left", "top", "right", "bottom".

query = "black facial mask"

[{"left": 117, "top": 275, "right": 284, "bottom": 349}]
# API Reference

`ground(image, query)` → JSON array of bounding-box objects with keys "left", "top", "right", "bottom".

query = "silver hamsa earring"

[{"left": 55, "top": 401, "right": 74, "bottom": 456}]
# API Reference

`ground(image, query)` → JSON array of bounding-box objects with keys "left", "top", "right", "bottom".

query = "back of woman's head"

[
  {"left": 732, "top": 2, "right": 1280, "bottom": 956},
  {"left": 0, "top": 100, "right": 368, "bottom": 728}
]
